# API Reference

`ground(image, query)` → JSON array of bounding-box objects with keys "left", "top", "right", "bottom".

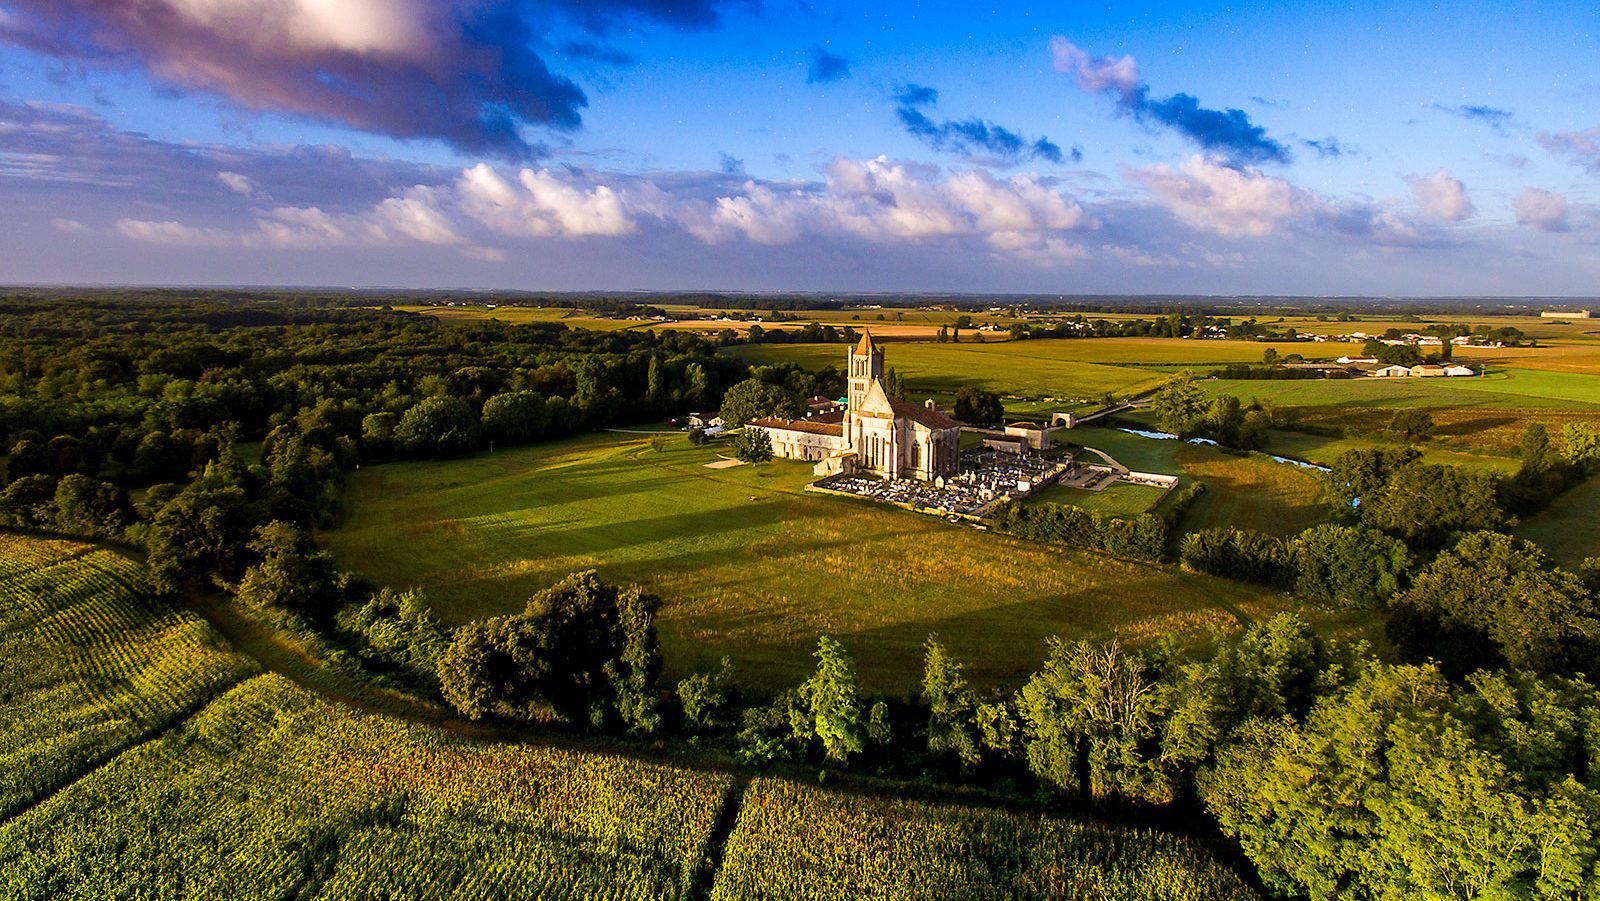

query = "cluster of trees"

[
  {"left": 990, "top": 482, "right": 1206, "bottom": 564},
  {"left": 437, "top": 571, "right": 662, "bottom": 732},
  {"left": 1207, "top": 364, "right": 1330, "bottom": 381},
  {"left": 1180, "top": 524, "right": 1413, "bottom": 609},
  {"left": 951, "top": 387, "right": 1005, "bottom": 426},
  {"left": 1151, "top": 375, "right": 1274, "bottom": 449},
  {"left": 738, "top": 322, "right": 861, "bottom": 345}
]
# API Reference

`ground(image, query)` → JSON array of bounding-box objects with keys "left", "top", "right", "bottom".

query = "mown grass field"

[
  {"left": 711, "top": 778, "right": 1259, "bottom": 901},
  {"left": 324, "top": 434, "right": 1374, "bottom": 691},
  {"left": 1515, "top": 474, "right": 1600, "bottom": 570}
]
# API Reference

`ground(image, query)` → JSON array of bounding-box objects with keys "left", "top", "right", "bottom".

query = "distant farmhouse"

[
  {"left": 751, "top": 331, "right": 962, "bottom": 480},
  {"left": 1542, "top": 310, "right": 1595, "bottom": 319}
]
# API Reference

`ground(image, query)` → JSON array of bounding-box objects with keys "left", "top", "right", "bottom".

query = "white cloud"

[
  {"left": 374, "top": 187, "right": 464, "bottom": 245},
  {"left": 217, "top": 171, "right": 258, "bottom": 197},
  {"left": 1049, "top": 38, "right": 1141, "bottom": 101},
  {"left": 160, "top": 0, "right": 437, "bottom": 59},
  {"left": 1129, "top": 156, "right": 1310, "bottom": 237},
  {"left": 116, "top": 218, "right": 241, "bottom": 246},
  {"left": 1513, "top": 187, "right": 1570, "bottom": 233},
  {"left": 1408, "top": 168, "right": 1474, "bottom": 221},
  {"left": 51, "top": 218, "right": 86, "bottom": 233},
  {"left": 457, "top": 164, "right": 636, "bottom": 238}
]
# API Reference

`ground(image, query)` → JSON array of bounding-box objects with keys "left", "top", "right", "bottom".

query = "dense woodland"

[{"left": 4, "top": 295, "right": 1600, "bottom": 898}]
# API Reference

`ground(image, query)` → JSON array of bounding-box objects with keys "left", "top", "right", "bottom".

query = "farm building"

[
  {"left": 1410, "top": 364, "right": 1448, "bottom": 378},
  {"left": 1542, "top": 310, "right": 1595, "bottom": 319},
  {"left": 1371, "top": 364, "right": 1413, "bottom": 378}
]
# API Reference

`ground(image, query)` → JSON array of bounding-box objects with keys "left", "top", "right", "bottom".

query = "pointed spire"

[{"left": 853, "top": 328, "right": 882, "bottom": 356}]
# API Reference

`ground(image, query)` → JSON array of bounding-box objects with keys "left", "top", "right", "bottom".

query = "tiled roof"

[
  {"left": 853, "top": 329, "right": 881, "bottom": 356},
  {"left": 750, "top": 417, "right": 845, "bottom": 437},
  {"left": 890, "top": 399, "right": 961, "bottom": 431}
]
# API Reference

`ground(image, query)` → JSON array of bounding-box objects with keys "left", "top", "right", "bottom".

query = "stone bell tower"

[{"left": 847, "top": 329, "right": 884, "bottom": 411}]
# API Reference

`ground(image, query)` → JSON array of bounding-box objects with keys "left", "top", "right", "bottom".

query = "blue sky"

[{"left": 1, "top": 0, "right": 1596, "bottom": 294}]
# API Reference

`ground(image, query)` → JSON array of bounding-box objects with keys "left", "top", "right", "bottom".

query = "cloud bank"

[{"left": 1051, "top": 37, "right": 1291, "bottom": 165}]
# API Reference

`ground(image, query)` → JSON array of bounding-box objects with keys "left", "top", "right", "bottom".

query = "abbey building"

[{"left": 749, "top": 331, "right": 962, "bottom": 481}]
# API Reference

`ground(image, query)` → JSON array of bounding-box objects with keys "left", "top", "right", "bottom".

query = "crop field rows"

[
  {"left": 0, "top": 536, "right": 260, "bottom": 822},
  {"left": 0, "top": 533, "right": 1262, "bottom": 899}
]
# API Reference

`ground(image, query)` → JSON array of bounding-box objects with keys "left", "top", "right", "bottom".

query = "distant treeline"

[{"left": 3, "top": 286, "right": 1593, "bottom": 319}]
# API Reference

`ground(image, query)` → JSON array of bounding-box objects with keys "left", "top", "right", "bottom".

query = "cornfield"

[
  {"left": 0, "top": 671, "right": 736, "bottom": 899},
  {"left": 709, "top": 778, "right": 1259, "bottom": 900},
  {"left": 0, "top": 535, "right": 258, "bottom": 820}
]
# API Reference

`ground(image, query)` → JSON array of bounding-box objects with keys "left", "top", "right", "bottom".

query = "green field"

[
  {"left": 1028, "top": 480, "right": 1168, "bottom": 516},
  {"left": 1264, "top": 429, "right": 1519, "bottom": 472},
  {"left": 324, "top": 434, "right": 1372, "bottom": 691},
  {"left": 1, "top": 673, "right": 734, "bottom": 900},
  {"left": 1204, "top": 368, "right": 1600, "bottom": 410},
  {"left": 728, "top": 338, "right": 1345, "bottom": 410}
]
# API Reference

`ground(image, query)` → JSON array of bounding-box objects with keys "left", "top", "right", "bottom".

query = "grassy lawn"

[
  {"left": 1516, "top": 474, "right": 1600, "bottom": 570},
  {"left": 324, "top": 433, "right": 1374, "bottom": 692},
  {"left": 1027, "top": 480, "right": 1168, "bottom": 516}
]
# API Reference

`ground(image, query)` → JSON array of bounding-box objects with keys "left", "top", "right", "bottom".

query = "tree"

[
  {"left": 480, "top": 391, "right": 549, "bottom": 444},
  {"left": 236, "top": 521, "right": 343, "bottom": 615},
  {"left": 144, "top": 458, "right": 257, "bottom": 593},
  {"left": 922, "top": 636, "right": 982, "bottom": 770},
  {"left": 952, "top": 387, "right": 1004, "bottom": 425},
  {"left": 884, "top": 367, "right": 907, "bottom": 400},
  {"left": 1384, "top": 409, "right": 1435, "bottom": 441},
  {"left": 1151, "top": 373, "right": 1208, "bottom": 436},
  {"left": 437, "top": 571, "right": 663, "bottom": 730},
  {"left": 1290, "top": 524, "right": 1412, "bottom": 609},
  {"left": 1389, "top": 532, "right": 1600, "bottom": 676},
  {"left": 1562, "top": 423, "right": 1600, "bottom": 471},
  {"left": 0, "top": 474, "right": 56, "bottom": 528},
  {"left": 1521, "top": 422, "right": 1559, "bottom": 475},
  {"left": 718, "top": 378, "right": 803, "bottom": 427},
  {"left": 572, "top": 357, "right": 622, "bottom": 425},
  {"left": 1016, "top": 640, "right": 1171, "bottom": 802},
  {"left": 52, "top": 474, "right": 135, "bottom": 539},
  {"left": 396, "top": 395, "right": 480, "bottom": 457},
  {"left": 1359, "top": 461, "right": 1506, "bottom": 548},
  {"left": 678, "top": 658, "right": 735, "bottom": 732},
  {"left": 731, "top": 427, "right": 773, "bottom": 463},
  {"left": 793, "top": 635, "right": 865, "bottom": 764}
]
